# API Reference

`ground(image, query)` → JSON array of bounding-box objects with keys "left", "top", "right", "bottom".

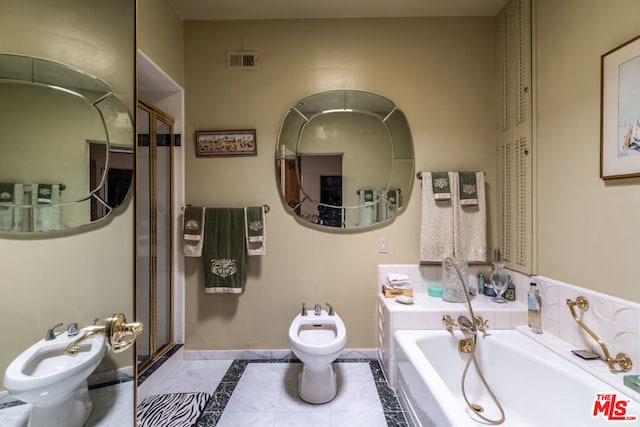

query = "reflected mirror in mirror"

[
  {"left": 0, "top": 54, "right": 134, "bottom": 233},
  {"left": 276, "top": 90, "right": 414, "bottom": 229}
]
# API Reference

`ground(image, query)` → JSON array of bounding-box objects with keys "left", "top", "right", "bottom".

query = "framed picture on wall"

[
  {"left": 601, "top": 34, "right": 640, "bottom": 180},
  {"left": 195, "top": 129, "right": 257, "bottom": 157}
]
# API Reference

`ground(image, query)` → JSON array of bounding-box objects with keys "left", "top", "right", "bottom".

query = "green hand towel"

[
  {"left": 459, "top": 171, "right": 478, "bottom": 206},
  {"left": 431, "top": 172, "right": 451, "bottom": 201},
  {"left": 183, "top": 206, "right": 205, "bottom": 257},
  {"left": 203, "top": 208, "right": 247, "bottom": 294}
]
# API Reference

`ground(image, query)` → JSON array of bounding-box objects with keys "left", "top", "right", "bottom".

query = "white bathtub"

[{"left": 394, "top": 329, "right": 640, "bottom": 427}]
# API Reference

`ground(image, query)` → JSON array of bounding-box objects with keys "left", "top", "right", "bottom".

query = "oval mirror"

[
  {"left": 276, "top": 90, "right": 414, "bottom": 229},
  {"left": 0, "top": 54, "right": 134, "bottom": 233}
]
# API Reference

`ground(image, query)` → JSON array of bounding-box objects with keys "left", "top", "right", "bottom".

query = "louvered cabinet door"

[{"left": 496, "top": 0, "right": 533, "bottom": 274}]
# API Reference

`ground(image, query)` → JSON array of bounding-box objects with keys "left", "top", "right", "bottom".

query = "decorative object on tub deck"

[
  {"left": 183, "top": 206, "right": 206, "bottom": 257},
  {"left": 32, "top": 183, "right": 61, "bottom": 231},
  {"left": 244, "top": 206, "right": 266, "bottom": 255},
  {"left": 453, "top": 171, "right": 486, "bottom": 262},
  {"left": 203, "top": 208, "right": 247, "bottom": 293},
  {"left": 441, "top": 257, "right": 468, "bottom": 303},
  {"left": 419, "top": 171, "right": 455, "bottom": 261},
  {"left": 566, "top": 296, "right": 633, "bottom": 372}
]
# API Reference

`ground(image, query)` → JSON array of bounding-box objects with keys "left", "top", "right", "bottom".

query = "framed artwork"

[
  {"left": 195, "top": 129, "right": 257, "bottom": 157},
  {"left": 601, "top": 34, "right": 640, "bottom": 180}
]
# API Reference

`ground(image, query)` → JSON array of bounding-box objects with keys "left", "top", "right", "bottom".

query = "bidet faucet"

[
  {"left": 301, "top": 302, "right": 307, "bottom": 316},
  {"left": 325, "top": 302, "right": 335, "bottom": 316},
  {"left": 314, "top": 304, "right": 321, "bottom": 315},
  {"left": 45, "top": 323, "right": 63, "bottom": 340}
]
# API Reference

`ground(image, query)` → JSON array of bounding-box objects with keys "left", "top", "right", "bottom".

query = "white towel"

[
  {"left": 358, "top": 190, "right": 377, "bottom": 226},
  {"left": 244, "top": 206, "right": 266, "bottom": 256},
  {"left": 385, "top": 273, "right": 412, "bottom": 289},
  {"left": 453, "top": 172, "right": 487, "bottom": 262},
  {"left": 419, "top": 172, "right": 455, "bottom": 262},
  {"left": 33, "top": 184, "right": 61, "bottom": 231},
  {"left": 183, "top": 206, "right": 205, "bottom": 257},
  {"left": 0, "top": 183, "right": 24, "bottom": 231}
]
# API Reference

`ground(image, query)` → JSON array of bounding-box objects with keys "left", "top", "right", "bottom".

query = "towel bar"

[
  {"left": 182, "top": 204, "right": 270, "bottom": 213},
  {"left": 416, "top": 171, "right": 485, "bottom": 180}
]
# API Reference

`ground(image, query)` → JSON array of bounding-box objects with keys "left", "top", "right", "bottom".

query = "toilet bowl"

[
  {"left": 288, "top": 307, "right": 347, "bottom": 404},
  {"left": 3, "top": 328, "right": 107, "bottom": 427}
]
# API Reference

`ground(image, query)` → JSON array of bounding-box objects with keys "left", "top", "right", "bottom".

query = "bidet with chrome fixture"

[
  {"left": 4, "top": 313, "right": 143, "bottom": 427},
  {"left": 566, "top": 296, "right": 632, "bottom": 372}
]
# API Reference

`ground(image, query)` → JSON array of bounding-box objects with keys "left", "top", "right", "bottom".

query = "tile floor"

[
  {"left": 183, "top": 359, "right": 408, "bottom": 427},
  {"left": 0, "top": 358, "right": 408, "bottom": 427},
  {"left": 0, "top": 380, "right": 134, "bottom": 427}
]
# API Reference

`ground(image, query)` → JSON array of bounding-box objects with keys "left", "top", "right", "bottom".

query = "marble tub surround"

[{"left": 526, "top": 275, "right": 640, "bottom": 378}]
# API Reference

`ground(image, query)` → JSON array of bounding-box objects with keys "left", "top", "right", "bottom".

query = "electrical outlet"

[{"left": 378, "top": 237, "right": 389, "bottom": 253}]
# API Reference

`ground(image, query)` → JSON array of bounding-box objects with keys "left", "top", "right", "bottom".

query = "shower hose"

[{"left": 444, "top": 257, "right": 506, "bottom": 425}]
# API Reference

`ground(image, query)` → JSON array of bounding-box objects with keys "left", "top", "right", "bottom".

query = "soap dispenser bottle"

[{"left": 527, "top": 283, "right": 542, "bottom": 334}]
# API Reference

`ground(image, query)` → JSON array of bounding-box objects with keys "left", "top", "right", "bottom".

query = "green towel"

[
  {"left": 37, "top": 183, "right": 53, "bottom": 204},
  {"left": 459, "top": 171, "right": 478, "bottom": 206},
  {"left": 0, "top": 183, "right": 14, "bottom": 203},
  {"left": 431, "top": 172, "right": 451, "bottom": 201},
  {"left": 244, "top": 206, "right": 265, "bottom": 256},
  {"left": 203, "top": 208, "right": 247, "bottom": 294}
]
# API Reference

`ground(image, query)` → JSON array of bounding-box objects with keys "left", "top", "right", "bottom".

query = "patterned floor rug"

[{"left": 137, "top": 392, "right": 210, "bottom": 427}]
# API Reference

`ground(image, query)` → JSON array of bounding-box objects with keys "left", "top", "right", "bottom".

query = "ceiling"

[{"left": 167, "top": 0, "right": 509, "bottom": 20}]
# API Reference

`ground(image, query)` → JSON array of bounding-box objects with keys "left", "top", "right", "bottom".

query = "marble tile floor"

[
  {"left": 148, "top": 358, "right": 408, "bottom": 427},
  {"left": 0, "top": 380, "right": 134, "bottom": 427},
  {"left": 0, "top": 358, "right": 408, "bottom": 427}
]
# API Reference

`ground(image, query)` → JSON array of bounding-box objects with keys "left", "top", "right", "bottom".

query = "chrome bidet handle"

[
  {"left": 325, "top": 302, "right": 335, "bottom": 316},
  {"left": 45, "top": 322, "right": 64, "bottom": 340}
]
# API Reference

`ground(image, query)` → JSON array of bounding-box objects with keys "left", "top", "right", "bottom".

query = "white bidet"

[
  {"left": 3, "top": 326, "right": 107, "bottom": 427},
  {"left": 288, "top": 303, "right": 347, "bottom": 404}
]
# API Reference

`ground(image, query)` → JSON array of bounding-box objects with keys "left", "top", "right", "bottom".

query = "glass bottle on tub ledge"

[{"left": 489, "top": 249, "right": 508, "bottom": 303}]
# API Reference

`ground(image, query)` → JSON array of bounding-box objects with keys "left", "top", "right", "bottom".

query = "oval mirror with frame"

[
  {"left": 0, "top": 54, "right": 134, "bottom": 234},
  {"left": 276, "top": 90, "right": 414, "bottom": 229}
]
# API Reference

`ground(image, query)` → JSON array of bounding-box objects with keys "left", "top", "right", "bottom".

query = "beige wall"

[
  {"left": 183, "top": 17, "right": 497, "bottom": 350},
  {"left": 138, "top": 0, "right": 185, "bottom": 87},
  {"left": 0, "top": 0, "right": 135, "bottom": 388},
  {"left": 535, "top": 0, "right": 640, "bottom": 302}
]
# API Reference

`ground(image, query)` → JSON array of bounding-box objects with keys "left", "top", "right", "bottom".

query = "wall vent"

[{"left": 226, "top": 51, "right": 258, "bottom": 70}]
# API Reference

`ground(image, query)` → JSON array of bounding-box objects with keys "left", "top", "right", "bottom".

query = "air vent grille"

[{"left": 226, "top": 51, "right": 258, "bottom": 70}]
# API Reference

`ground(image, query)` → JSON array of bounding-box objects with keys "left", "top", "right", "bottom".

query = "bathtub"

[{"left": 394, "top": 329, "right": 640, "bottom": 427}]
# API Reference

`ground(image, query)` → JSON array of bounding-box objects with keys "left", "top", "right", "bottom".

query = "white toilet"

[
  {"left": 288, "top": 303, "right": 347, "bottom": 404},
  {"left": 3, "top": 326, "right": 107, "bottom": 427}
]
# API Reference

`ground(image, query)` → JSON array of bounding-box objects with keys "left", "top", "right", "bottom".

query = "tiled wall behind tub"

[
  {"left": 522, "top": 273, "right": 640, "bottom": 369},
  {"left": 379, "top": 264, "right": 640, "bottom": 368}
]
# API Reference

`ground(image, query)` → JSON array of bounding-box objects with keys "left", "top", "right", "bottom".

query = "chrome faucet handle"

[
  {"left": 325, "top": 302, "right": 335, "bottom": 316},
  {"left": 474, "top": 315, "right": 490, "bottom": 337},
  {"left": 90, "top": 317, "right": 100, "bottom": 325},
  {"left": 314, "top": 304, "right": 321, "bottom": 315},
  {"left": 67, "top": 323, "right": 79, "bottom": 337},
  {"left": 45, "top": 322, "right": 64, "bottom": 340},
  {"left": 301, "top": 302, "right": 307, "bottom": 316},
  {"left": 442, "top": 315, "right": 457, "bottom": 330}
]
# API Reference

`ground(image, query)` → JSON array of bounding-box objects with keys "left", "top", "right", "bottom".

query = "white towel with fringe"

[
  {"left": 453, "top": 172, "right": 487, "bottom": 262},
  {"left": 419, "top": 172, "right": 454, "bottom": 262}
]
